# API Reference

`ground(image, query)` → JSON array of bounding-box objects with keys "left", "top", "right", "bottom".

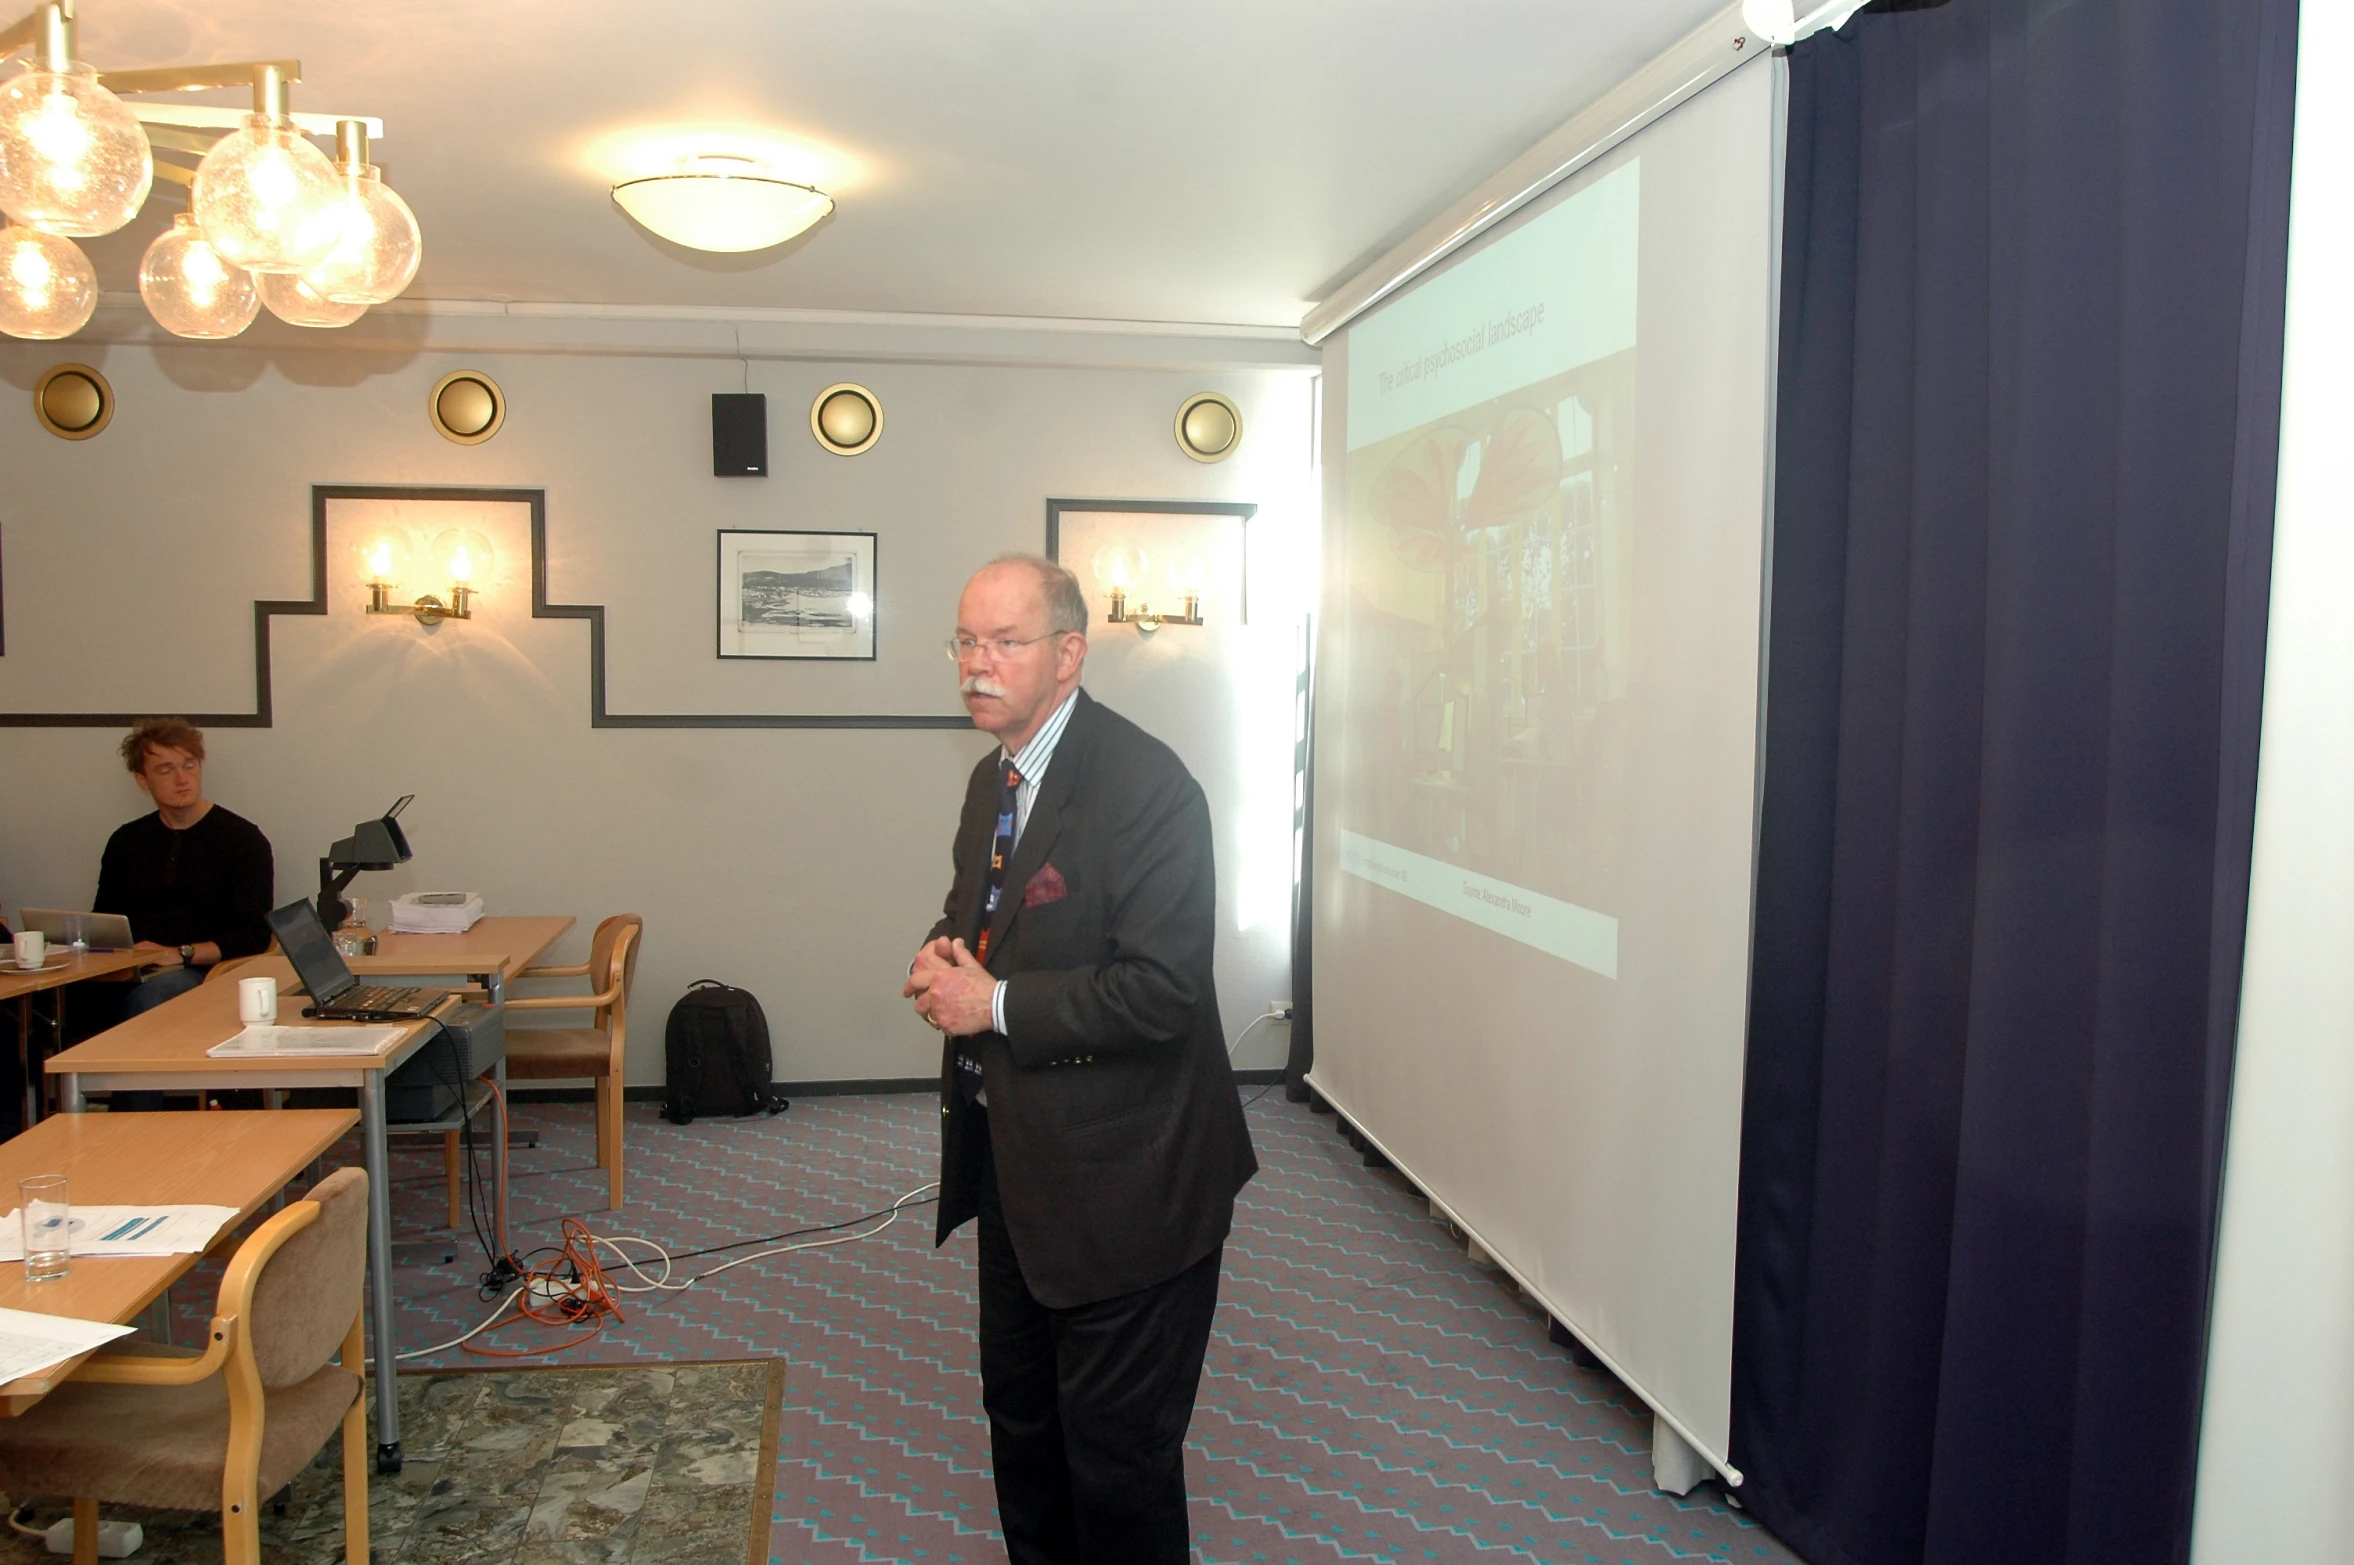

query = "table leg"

[
  {"left": 360, "top": 1071, "right": 402, "bottom": 1474},
  {"left": 492, "top": 1058, "right": 509, "bottom": 1258},
  {"left": 60, "top": 1073, "right": 82, "bottom": 1113},
  {"left": 15, "top": 998, "right": 29, "bottom": 1133}
]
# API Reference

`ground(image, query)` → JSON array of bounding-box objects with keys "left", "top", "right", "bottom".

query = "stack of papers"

[
  {"left": 389, "top": 891, "right": 484, "bottom": 933},
  {"left": 0, "top": 1307, "right": 135, "bottom": 1386},
  {"left": 0, "top": 1204, "right": 238, "bottom": 1260},
  {"left": 208, "top": 1024, "right": 410, "bottom": 1058}
]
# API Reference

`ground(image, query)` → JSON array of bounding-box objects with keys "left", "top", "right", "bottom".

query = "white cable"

[
  {"left": 584, "top": 1181, "right": 940, "bottom": 1295},
  {"left": 1228, "top": 1011, "right": 1277, "bottom": 1058},
  {"left": 365, "top": 1286, "right": 525, "bottom": 1367},
  {"left": 369, "top": 1180, "right": 941, "bottom": 1364}
]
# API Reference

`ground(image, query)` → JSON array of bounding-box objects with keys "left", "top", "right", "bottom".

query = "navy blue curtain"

[{"left": 1730, "top": 3, "right": 2297, "bottom": 1564}]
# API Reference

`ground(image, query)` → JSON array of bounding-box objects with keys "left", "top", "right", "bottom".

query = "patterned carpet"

[{"left": 159, "top": 1091, "right": 1801, "bottom": 1565}]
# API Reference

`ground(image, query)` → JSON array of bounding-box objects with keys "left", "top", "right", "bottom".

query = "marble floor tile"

[{"left": 0, "top": 1360, "right": 780, "bottom": 1565}]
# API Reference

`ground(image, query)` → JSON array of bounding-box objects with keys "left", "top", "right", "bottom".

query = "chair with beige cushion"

[
  {"left": 0, "top": 1166, "right": 370, "bottom": 1565},
  {"left": 201, "top": 954, "right": 268, "bottom": 987},
  {"left": 502, "top": 915, "right": 642, "bottom": 1210}
]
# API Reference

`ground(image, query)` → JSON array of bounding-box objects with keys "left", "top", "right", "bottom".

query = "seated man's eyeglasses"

[{"left": 944, "top": 633, "right": 1063, "bottom": 662}]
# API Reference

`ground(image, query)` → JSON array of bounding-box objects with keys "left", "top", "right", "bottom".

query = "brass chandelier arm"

[
  {"left": 0, "top": 0, "right": 55, "bottom": 58},
  {"left": 141, "top": 123, "right": 227, "bottom": 156},
  {"left": 96, "top": 59, "right": 302, "bottom": 96}
]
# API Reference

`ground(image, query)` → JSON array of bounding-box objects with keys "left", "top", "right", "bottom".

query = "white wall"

[
  {"left": 2189, "top": 7, "right": 2354, "bottom": 1556},
  {"left": 0, "top": 306, "right": 1316, "bottom": 1086}
]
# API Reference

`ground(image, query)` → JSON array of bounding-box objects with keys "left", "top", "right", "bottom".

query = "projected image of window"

[{"left": 1337, "top": 162, "right": 1638, "bottom": 977}]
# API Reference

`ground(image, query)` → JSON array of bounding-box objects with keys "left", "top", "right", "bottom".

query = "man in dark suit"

[{"left": 906, "top": 554, "right": 1257, "bottom": 1563}]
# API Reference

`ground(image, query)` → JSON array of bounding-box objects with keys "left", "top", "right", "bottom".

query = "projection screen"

[{"left": 1310, "top": 54, "right": 1779, "bottom": 1478}]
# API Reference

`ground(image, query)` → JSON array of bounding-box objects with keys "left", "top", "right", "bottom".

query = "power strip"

[
  {"left": 44, "top": 1518, "right": 142, "bottom": 1558},
  {"left": 527, "top": 1275, "right": 585, "bottom": 1304}
]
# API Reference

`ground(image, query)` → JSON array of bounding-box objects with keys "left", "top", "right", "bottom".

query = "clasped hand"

[{"left": 903, "top": 937, "right": 995, "bottom": 1037}]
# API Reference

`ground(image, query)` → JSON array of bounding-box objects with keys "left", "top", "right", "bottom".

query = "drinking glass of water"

[
  {"left": 20, "top": 1175, "right": 69, "bottom": 1283},
  {"left": 335, "top": 898, "right": 371, "bottom": 957}
]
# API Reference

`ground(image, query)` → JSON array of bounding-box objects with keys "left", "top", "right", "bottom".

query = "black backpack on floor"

[{"left": 662, "top": 981, "right": 789, "bottom": 1124}]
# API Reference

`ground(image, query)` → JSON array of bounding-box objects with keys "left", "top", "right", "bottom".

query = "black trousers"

[{"left": 975, "top": 1116, "right": 1221, "bottom": 1565}]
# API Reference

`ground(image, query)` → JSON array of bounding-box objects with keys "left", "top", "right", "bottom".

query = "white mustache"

[{"left": 961, "top": 675, "right": 1008, "bottom": 699}]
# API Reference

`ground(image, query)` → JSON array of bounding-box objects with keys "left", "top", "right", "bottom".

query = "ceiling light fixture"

[
  {"left": 190, "top": 64, "right": 344, "bottom": 275},
  {"left": 0, "top": 2, "right": 420, "bottom": 341},
  {"left": 301, "top": 120, "right": 421, "bottom": 304},
  {"left": 0, "top": 220, "right": 96, "bottom": 338},
  {"left": 611, "top": 154, "right": 833, "bottom": 253},
  {"left": 139, "top": 211, "right": 258, "bottom": 337},
  {"left": 256, "top": 268, "right": 363, "bottom": 328},
  {"left": 0, "top": 2, "right": 149, "bottom": 237}
]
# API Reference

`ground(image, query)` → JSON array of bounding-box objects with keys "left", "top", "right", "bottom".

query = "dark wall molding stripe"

[{"left": 2, "top": 482, "right": 974, "bottom": 731}]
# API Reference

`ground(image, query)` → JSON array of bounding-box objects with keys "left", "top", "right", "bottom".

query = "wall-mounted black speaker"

[{"left": 713, "top": 393, "right": 768, "bottom": 476}]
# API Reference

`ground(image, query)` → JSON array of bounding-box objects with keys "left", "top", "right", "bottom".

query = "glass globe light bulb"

[
  {"left": 257, "top": 268, "right": 365, "bottom": 328},
  {"left": 301, "top": 162, "right": 422, "bottom": 305},
  {"left": 139, "top": 212, "right": 259, "bottom": 339},
  {"left": 0, "top": 224, "right": 96, "bottom": 339},
  {"left": 428, "top": 529, "right": 494, "bottom": 586},
  {"left": 353, "top": 525, "right": 411, "bottom": 588},
  {"left": 0, "top": 64, "right": 153, "bottom": 237},
  {"left": 192, "top": 114, "right": 345, "bottom": 274}
]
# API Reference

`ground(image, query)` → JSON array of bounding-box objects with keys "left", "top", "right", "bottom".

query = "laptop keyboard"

[{"left": 328, "top": 985, "right": 440, "bottom": 1014}]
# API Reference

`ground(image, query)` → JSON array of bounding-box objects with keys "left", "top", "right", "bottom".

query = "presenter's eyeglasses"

[{"left": 945, "top": 633, "right": 1066, "bottom": 662}]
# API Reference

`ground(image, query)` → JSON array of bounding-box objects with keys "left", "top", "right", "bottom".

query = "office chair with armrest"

[
  {"left": 201, "top": 954, "right": 270, "bottom": 987},
  {"left": 501, "top": 915, "right": 642, "bottom": 1210},
  {"left": 0, "top": 1167, "right": 370, "bottom": 1565}
]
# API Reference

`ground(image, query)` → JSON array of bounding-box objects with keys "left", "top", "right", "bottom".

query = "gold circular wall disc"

[{"left": 34, "top": 364, "right": 112, "bottom": 439}]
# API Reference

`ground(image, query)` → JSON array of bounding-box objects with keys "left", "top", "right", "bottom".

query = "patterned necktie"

[
  {"left": 956, "top": 758, "right": 1022, "bottom": 1102},
  {"left": 977, "top": 758, "right": 1023, "bottom": 963}
]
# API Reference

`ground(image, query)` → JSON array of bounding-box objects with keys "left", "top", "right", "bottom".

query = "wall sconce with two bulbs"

[
  {"left": 1094, "top": 542, "right": 1206, "bottom": 635},
  {"left": 357, "top": 525, "right": 492, "bottom": 625}
]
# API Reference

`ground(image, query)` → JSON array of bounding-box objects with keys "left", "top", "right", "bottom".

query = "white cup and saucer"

[{"left": 10, "top": 931, "right": 65, "bottom": 973}]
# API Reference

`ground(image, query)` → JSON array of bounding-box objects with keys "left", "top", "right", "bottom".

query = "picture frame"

[{"left": 716, "top": 529, "right": 877, "bottom": 661}]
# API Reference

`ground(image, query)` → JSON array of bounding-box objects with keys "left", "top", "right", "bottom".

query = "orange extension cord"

[
  {"left": 459, "top": 1216, "right": 625, "bottom": 1357},
  {"left": 454, "top": 1084, "right": 626, "bottom": 1357}
]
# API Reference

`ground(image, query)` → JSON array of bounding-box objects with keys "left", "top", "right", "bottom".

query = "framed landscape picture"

[{"left": 716, "top": 529, "right": 877, "bottom": 660}]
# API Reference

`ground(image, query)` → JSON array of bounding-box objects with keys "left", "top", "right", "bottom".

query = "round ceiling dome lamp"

[
  {"left": 257, "top": 268, "right": 365, "bottom": 328},
  {"left": 140, "top": 212, "right": 260, "bottom": 338},
  {"left": 301, "top": 120, "right": 422, "bottom": 305},
  {"left": 0, "top": 5, "right": 153, "bottom": 239},
  {"left": 192, "top": 65, "right": 347, "bottom": 275},
  {"left": 0, "top": 223, "right": 97, "bottom": 339},
  {"left": 611, "top": 155, "right": 833, "bottom": 253}
]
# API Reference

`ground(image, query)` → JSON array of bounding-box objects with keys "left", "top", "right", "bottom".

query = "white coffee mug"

[
  {"left": 237, "top": 975, "right": 278, "bottom": 1025},
  {"left": 12, "top": 931, "right": 44, "bottom": 969}
]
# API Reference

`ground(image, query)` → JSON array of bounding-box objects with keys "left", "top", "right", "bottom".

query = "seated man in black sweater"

[{"left": 95, "top": 717, "right": 274, "bottom": 1028}]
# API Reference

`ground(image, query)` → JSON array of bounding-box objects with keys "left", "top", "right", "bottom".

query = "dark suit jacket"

[{"left": 929, "top": 689, "right": 1258, "bottom": 1308}]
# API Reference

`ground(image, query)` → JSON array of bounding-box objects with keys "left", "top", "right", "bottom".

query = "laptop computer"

[
  {"left": 19, "top": 909, "right": 135, "bottom": 949},
  {"left": 266, "top": 899, "right": 449, "bottom": 1022}
]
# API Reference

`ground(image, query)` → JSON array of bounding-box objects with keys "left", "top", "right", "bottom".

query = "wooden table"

[
  {"left": 349, "top": 916, "right": 575, "bottom": 1000},
  {"left": 1, "top": 950, "right": 147, "bottom": 1131},
  {"left": 45, "top": 978, "right": 458, "bottom": 1473},
  {"left": 0, "top": 1108, "right": 356, "bottom": 1414},
  {"left": 0, "top": 949, "right": 146, "bottom": 1007}
]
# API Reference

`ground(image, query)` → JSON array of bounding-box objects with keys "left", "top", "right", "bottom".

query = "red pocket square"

[{"left": 1024, "top": 864, "right": 1069, "bottom": 908}]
